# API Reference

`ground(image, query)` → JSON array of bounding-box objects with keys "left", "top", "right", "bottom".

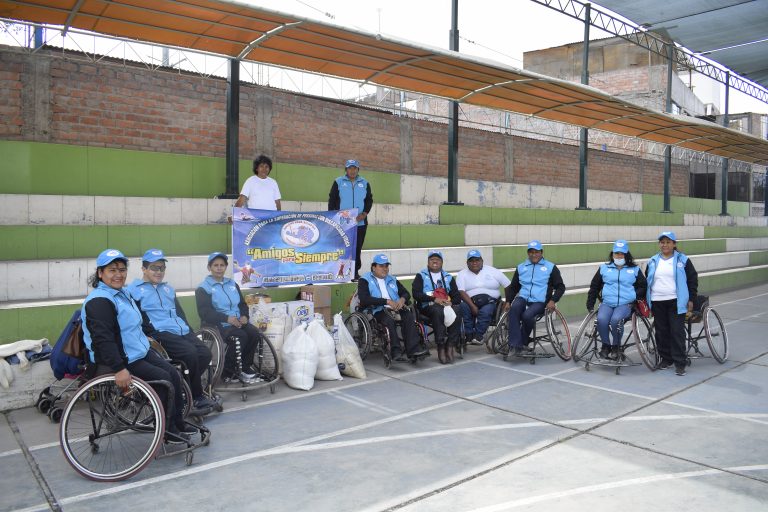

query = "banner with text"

[{"left": 232, "top": 207, "right": 358, "bottom": 287}]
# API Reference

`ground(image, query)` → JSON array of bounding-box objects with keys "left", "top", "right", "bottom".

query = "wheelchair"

[
  {"left": 343, "top": 306, "right": 429, "bottom": 369},
  {"left": 684, "top": 295, "right": 728, "bottom": 364},
  {"left": 572, "top": 303, "right": 657, "bottom": 374},
  {"left": 486, "top": 305, "right": 572, "bottom": 364},
  {"left": 412, "top": 303, "right": 465, "bottom": 359},
  {"left": 59, "top": 369, "right": 211, "bottom": 482},
  {"left": 195, "top": 324, "right": 279, "bottom": 401}
]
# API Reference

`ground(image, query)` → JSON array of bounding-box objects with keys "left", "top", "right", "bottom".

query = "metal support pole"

[
  {"left": 220, "top": 58, "right": 240, "bottom": 199},
  {"left": 576, "top": 3, "right": 591, "bottom": 210},
  {"left": 445, "top": 0, "right": 462, "bottom": 205},
  {"left": 662, "top": 42, "right": 674, "bottom": 213},
  {"left": 764, "top": 171, "right": 768, "bottom": 217},
  {"left": 721, "top": 71, "right": 730, "bottom": 216},
  {"left": 33, "top": 26, "right": 43, "bottom": 49}
]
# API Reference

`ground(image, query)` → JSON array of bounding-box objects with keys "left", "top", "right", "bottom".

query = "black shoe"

[
  {"left": 658, "top": 360, "right": 673, "bottom": 370},
  {"left": 176, "top": 422, "right": 198, "bottom": 436},
  {"left": 598, "top": 345, "right": 611, "bottom": 359},
  {"left": 165, "top": 426, "right": 191, "bottom": 445},
  {"left": 411, "top": 349, "right": 429, "bottom": 358},
  {"left": 511, "top": 346, "right": 523, "bottom": 356},
  {"left": 675, "top": 366, "right": 686, "bottom": 376},
  {"left": 351, "top": 276, "right": 359, "bottom": 282}
]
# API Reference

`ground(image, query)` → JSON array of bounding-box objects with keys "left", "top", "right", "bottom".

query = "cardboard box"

[
  {"left": 314, "top": 306, "right": 332, "bottom": 326},
  {"left": 300, "top": 285, "right": 331, "bottom": 308},
  {"left": 285, "top": 300, "right": 314, "bottom": 329},
  {"left": 248, "top": 302, "right": 288, "bottom": 330},
  {"left": 244, "top": 292, "right": 272, "bottom": 305}
]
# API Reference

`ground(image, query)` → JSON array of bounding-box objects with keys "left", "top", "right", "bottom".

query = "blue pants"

[
  {"left": 597, "top": 303, "right": 632, "bottom": 346},
  {"left": 508, "top": 297, "right": 545, "bottom": 348},
  {"left": 460, "top": 301, "right": 497, "bottom": 341}
]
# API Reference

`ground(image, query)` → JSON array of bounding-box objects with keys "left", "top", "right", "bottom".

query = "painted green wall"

[
  {"left": 440, "top": 205, "right": 685, "bottom": 226},
  {"left": 642, "top": 194, "right": 750, "bottom": 217},
  {"left": 704, "top": 226, "right": 768, "bottom": 238}
]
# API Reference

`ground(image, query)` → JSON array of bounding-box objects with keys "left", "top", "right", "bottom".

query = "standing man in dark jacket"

[{"left": 329, "top": 159, "right": 373, "bottom": 281}]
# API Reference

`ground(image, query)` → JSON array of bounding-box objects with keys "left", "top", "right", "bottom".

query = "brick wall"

[{"left": 1, "top": 45, "right": 688, "bottom": 196}]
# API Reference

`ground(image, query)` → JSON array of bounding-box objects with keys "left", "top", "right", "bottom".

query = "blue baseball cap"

[
  {"left": 207, "top": 252, "right": 228, "bottom": 264},
  {"left": 527, "top": 240, "right": 543, "bottom": 251},
  {"left": 372, "top": 253, "right": 390, "bottom": 265},
  {"left": 142, "top": 248, "right": 166, "bottom": 263},
  {"left": 466, "top": 249, "right": 482, "bottom": 260},
  {"left": 96, "top": 249, "right": 127, "bottom": 267},
  {"left": 345, "top": 159, "right": 360, "bottom": 169},
  {"left": 427, "top": 250, "right": 443, "bottom": 260},
  {"left": 658, "top": 231, "right": 677, "bottom": 242},
  {"left": 612, "top": 240, "right": 629, "bottom": 254}
]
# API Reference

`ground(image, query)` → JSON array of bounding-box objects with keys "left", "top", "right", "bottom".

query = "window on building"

[{"left": 727, "top": 171, "right": 750, "bottom": 202}]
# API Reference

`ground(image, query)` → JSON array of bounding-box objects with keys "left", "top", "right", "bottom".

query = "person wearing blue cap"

[
  {"left": 127, "top": 249, "right": 217, "bottom": 412},
  {"left": 328, "top": 159, "right": 373, "bottom": 281},
  {"left": 234, "top": 154, "right": 282, "bottom": 211},
  {"left": 506, "top": 241, "right": 566, "bottom": 356},
  {"left": 358, "top": 253, "right": 428, "bottom": 362},
  {"left": 195, "top": 252, "right": 260, "bottom": 384},
  {"left": 646, "top": 231, "right": 698, "bottom": 375},
  {"left": 586, "top": 240, "right": 647, "bottom": 361},
  {"left": 82, "top": 249, "right": 196, "bottom": 442},
  {"left": 457, "top": 249, "right": 512, "bottom": 346},
  {"left": 412, "top": 250, "right": 462, "bottom": 364}
]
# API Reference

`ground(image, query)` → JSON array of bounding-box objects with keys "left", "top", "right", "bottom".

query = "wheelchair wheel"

[
  {"left": 60, "top": 375, "right": 164, "bottom": 482},
  {"left": 197, "top": 327, "right": 224, "bottom": 389},
  {"left": 180, "top": 376, "right": 193, "bottom": 418},
  {"left": 632, "top": 313, "right": 659, "bottom": 371},
  {"left": 703, "top": 306, "right": 728, "bottom": 363},
  {"left": 546, "top": 309, "right": 572, "bottom": 361},
  {"left": 251, "top": 332, "right": 280, "bottom": 383},
  {"left": 572, "top": 311, "right": 598, "bottom": 362},
  {"left": 489, "top": 310, "right": 510, "bottom": 355},
  {"left": 343, "top": 312, "right": 372, "bottom": 360}
]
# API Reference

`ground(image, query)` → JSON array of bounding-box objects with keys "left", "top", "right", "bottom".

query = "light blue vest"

[
  {"left": 516, "top": 258, "right": 555, "bottom": 303},
  {"left": 599, "top": 263, "right": 640, "bottom": 307},
  {"left": 81, "top": 282, "right": 150, "bottom": 364},
  {"left": 646, "top": 251, "right": 690, "bottom": 314},
  {"left": 363, "top": 272, "right": 400, "bottom": 314},
  {"left": 127, "top": 279, "right": 190, "bottom": 336},
  {"left": 336, "top": 175, "right": 369, "bottom": 226},
  {"left": 198, "top": 276, "right": 242, "bottom": 328},
  {"left": 417, "top": 269, "right": 454, "bottom": 307}
]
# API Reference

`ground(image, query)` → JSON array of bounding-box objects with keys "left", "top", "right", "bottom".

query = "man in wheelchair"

[
  {"left": 506, "top": 241, "right": 566, "bottom": 356},
  {"left": 457, "top": 249, "right": 512, "bottom": 346},
  {"left": 412, "top": 250, "right": 462, "bottom": 364},
  {"left": 358, "top": 254, "right": 429, "bottom": 362}
]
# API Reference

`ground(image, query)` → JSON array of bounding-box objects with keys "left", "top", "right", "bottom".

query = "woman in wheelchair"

[
  {"left": 195, "top": 252, "right": 259, "bottom": 384},
  {"left": 646, "top": 231, "right": 699, "bottom": 376},
  {"left": 411, "top": 250, "right": 462, "bottom": 364},
  {"left": 586, "top": 240, "right": 647, "bottom": 361},
  {"left": 358, "top": 254, "right": 429, "bottom": 362},
  {"left": 82, "top": 249, "right": 195, "bottom": 442},
  {"left": 506, "top": 240, "right": 565, "bottom": 356}
]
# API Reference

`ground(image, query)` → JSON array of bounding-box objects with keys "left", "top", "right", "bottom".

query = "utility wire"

[
  {"left": 294, "top": 0, "right": 335, "bottom": 19},
  {"left": 459, "top": 35, "right": 523, "bottom": 65}
]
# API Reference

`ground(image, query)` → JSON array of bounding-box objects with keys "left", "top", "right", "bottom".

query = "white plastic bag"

[
  {"left": 333, "top": 313, "right": 366, "bottom": 379},
  {"left": 307, "top": 320, "right": 343, "bottom": 381},
  {"left": 281, "top": 324, "right": 318, "bottom": 390},
  {"left": 250, "top": 303, "right": 289, "bottom": 374},
  {"left": 443, "top": 305, "right": 457, "bottom": 327}
]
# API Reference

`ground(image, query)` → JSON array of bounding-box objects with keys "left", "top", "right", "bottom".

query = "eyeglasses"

[{"left": 148, "top": 265, "right": 166, "bottom": 272}]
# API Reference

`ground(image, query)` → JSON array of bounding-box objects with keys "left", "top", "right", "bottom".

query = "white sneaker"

[{"left": 239, "top": 372, "right": 257, "bottom": 384}]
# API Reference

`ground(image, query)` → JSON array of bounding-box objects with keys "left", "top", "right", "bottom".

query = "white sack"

[
  {"left": 333, "top": 313, "right": 366, "bottom": 379},
  {"left": 307, "top": 319, "right": 343, "bottom": 381},
  {"left": 281, "top": 324, "right": 318, "bottom": 391}
]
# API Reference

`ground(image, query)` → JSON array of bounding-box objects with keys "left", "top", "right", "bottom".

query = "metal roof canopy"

[
  {"left": 594, "top": 0, "right": 768, "bottom": 90},
  {"left": 2, "top": 0, "right": 768, "bottom": 165}
]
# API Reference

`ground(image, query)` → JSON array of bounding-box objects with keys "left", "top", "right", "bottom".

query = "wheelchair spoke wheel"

[
  {"left": 251, "top": 333, "right": 280, "bottom": 382},
  {"left": 344, "top": 312, "right": 372, "bottom": 360},
  {"left": 197, "top": 327, "right": 224, "bottom": 389},
  {"left": 489, "top": 310, "right": 510, "bottom": 354},
  {"left": 572, "top": 311, "right": 597, "bottom": 362},
  {"left": 180, "top": 376, "right": 193, "bottom": 419},
  {"left": 60, "top": 376, "right": 164, "bottom": 482},
  {"left": 546, "top": 309, "right": 572, "bottom": 361},
  {"left": 703, "top": 306, "right": 728, "bottom": 363},
  {"left": 633, "top": 314, "right": 659, "bottom": 371}
]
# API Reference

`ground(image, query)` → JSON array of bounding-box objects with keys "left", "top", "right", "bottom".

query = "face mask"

[{"left": 613, "top": 258, "right": 625, "bottom": 266}]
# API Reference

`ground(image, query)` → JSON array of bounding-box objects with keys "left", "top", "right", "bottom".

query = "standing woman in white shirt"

[
  {"left": 234, "top": 155, "right": 282, "bottom": 211},
  {"left": 645, "top": 231, "right": 698, "bottom": 376}
]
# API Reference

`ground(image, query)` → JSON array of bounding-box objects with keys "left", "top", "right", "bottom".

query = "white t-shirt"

[
  {"left": 240, "top": 175, "right": 281, "bottom": 210},
  {"left": 651, "top": 257, "right": 677, "bottom": 301},
  {"left": 375, "top": 277, "right": 393, "bottom": 308},
  {"left": 456, "top": 265, "right": 511, "bottom": 299}
]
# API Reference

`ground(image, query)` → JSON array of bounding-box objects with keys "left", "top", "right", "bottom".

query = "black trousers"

[
  {"left": 418, "top": 304, "right": 461, "bottom": 346},
  {"left": 127, "top": 349, "right": 184, "bottom": 428},
  {"left": 220, "top": 324, "right": 259, "bottom": 377},
  {"left": 652, "top": 299, "right": 687, "bottom": 368},
  {"left": 355, "top": 225, "right": 367, "bottom": 279},
  {"left": 152, "top": 331, "right": 212, "bottom": 399},
  {"left": 374, "top": 308, "right": 420, "bottom": 356}
]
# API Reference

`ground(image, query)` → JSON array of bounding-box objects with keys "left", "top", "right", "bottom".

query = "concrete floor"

[{"left": 2, "top": 284, "right": 767, "bottom": 512}]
